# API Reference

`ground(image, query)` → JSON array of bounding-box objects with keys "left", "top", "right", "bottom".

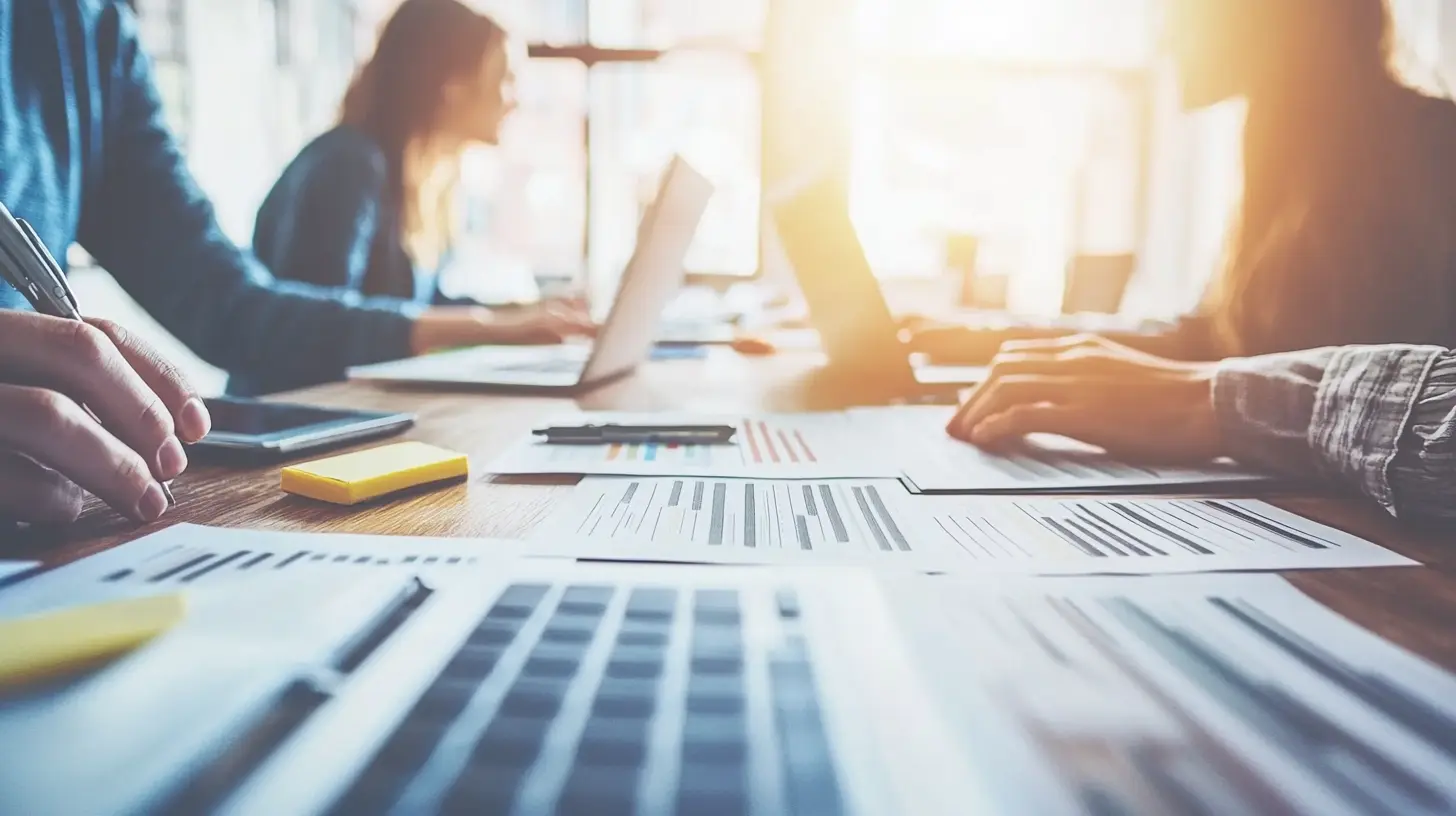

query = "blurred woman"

[
  {"left": 247, "top": 0, "right": 588, "bottom": 394},
  {"left": 916, "top": 0, "right": 1456, "bottom": 362}
]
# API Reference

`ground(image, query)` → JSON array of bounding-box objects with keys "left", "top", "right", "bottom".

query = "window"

[
  {"left": 443, "top": 0, "right": 765, "bottom": 304},
  {"left": 843, "top": 0, "right": 1157, "bottom": 314}
]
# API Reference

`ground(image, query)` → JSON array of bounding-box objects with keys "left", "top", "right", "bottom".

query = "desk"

[{"left": 10, "top": 349, "right": 1456, "bottom": 670}]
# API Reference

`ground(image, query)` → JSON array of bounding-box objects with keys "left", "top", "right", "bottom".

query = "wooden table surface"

[{"left": 8, "top": 349, "right": 1456, "bottom": 669}]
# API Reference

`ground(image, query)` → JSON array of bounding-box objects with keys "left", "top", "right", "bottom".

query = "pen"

[
  {"left": 0, "top": 202, "right": 175, "bottom": 506},
  {"left": 533, "top": 424, "right": 738, "bottom": 445}
]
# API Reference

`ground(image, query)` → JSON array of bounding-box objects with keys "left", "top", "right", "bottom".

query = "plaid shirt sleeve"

[{"left": 1212, "top": 346, "right": 1456, "bottom": 522}]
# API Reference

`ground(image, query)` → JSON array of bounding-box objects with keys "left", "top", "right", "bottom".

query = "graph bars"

[{"left": 557, "top": 478, "right": 914, "bottom": 555}]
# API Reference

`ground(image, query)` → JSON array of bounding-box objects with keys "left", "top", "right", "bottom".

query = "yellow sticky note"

[
  {"left": 0, "top": 594, "right": 186, "bottom": 690},
  {"left": 280, "top": 441, "right": 469, "bottom": 505}
]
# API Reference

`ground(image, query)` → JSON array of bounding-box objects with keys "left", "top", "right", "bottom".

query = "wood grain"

[{"left": 7, "top": 348, "right": 1456, "bottom": 669}]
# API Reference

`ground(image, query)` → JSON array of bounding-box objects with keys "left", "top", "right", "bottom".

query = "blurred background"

[{"left": 88, "top": 0, "right": 1453, "bottom": 392}]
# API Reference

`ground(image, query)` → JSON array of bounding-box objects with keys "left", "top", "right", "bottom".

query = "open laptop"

[
  {"left": 348, "top": 156, "right": 713, "bottom": 392},
  {"left": 772, "top": 175, "right": 987, "bottom": 395},
  {"left": 8, "top": 534, "right": 1456, "bottom": 815}
]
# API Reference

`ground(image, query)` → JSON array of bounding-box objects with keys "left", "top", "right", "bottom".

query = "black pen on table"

[
  {"left": 534, "top": 424, "right": 738, "bottom": 445},
  {"left": 0, "top": 202, "right": 175, "bottom": 506}
]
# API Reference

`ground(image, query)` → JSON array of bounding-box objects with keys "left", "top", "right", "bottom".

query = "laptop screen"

[
  {"left": 581, "top": 157, "right": 715, "bottom": 384},
  {"left": 771, "top": 176, "right": 918, "bottom": 388}
]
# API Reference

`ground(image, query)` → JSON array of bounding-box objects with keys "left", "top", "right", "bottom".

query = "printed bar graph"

[
  {"left": 545, "top": 477, "right": 920, "bottom": 560},
  {"left": 894, "top": 575, "right": 1456, "bottom": 815},
  {"left": 919, "top": 497, "right": 1411, "bottom": 574},
  {"left": 538, "top": 486, "right": 1410, "bottom": 574}
]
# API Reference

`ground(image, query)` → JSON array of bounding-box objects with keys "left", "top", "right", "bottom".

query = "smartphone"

[{"left": 188, "top": 397, "right": 415, "bottom": 464}]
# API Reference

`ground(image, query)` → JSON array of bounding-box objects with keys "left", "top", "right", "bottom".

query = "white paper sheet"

[
  {"left": 850, "top": 405, "right": 1275, "bottom": 493},
  {"left": 0, "top": 524, "right": 542, "bottom": 612},
  {"left": 488, "top": 411, "right": 896, "bottom": 478},
  {"left": 529, "top": 477, "right": 1416, "bottom": 575},
  {"left": 910, "top": 494, "right": 1415, "bottom": 574},
  {"left": 889, "top": 573, "right": 1456, "bottom": 815},
  {"left": 528, "top": 476, "right": 928, "bottom": 567}
]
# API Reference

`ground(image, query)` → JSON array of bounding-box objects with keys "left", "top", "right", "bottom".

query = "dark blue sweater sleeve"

[
  {"left": 255, "top": 135, "right": 386, "bottom": 294},
  {"left": 74, "top": 4, "right": 422, "bottom": 384}
]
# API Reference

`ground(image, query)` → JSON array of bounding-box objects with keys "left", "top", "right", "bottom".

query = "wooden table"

[{"left": 9, "top": 350, "right": 1456, "bottom": 669}]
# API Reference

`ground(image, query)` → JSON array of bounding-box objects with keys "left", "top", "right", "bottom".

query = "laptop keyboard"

[{"left": 329, "top": 582, "right": 844, "bottom": 815}]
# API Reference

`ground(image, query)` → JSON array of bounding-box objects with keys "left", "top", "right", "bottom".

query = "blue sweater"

[
  {"left": 0, "top": 1, "right": 422, "bottom": 396},
  {"left": 257, "top": 126, "right": 441, "bottom": 306}
]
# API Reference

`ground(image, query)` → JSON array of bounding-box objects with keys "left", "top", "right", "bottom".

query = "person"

[
  {"left": 946, "top": 334, "right": 1456, "bottom": 524},
  {"left": 0, "top": 0, "right": 589, "bottom": 526},
  {"left": 248, "top": 0, "right": 577, "bottom": 395},
  {"left": 914, "top": 0, "right": 1456, "bottom": 364}
]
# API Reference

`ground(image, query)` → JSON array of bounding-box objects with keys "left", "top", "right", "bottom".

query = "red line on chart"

[
  {"left": 742, "top": 418, "right": 762, "bottom": 464},
  {"left": 758, "top": 422, "right": 781, "bottom": 463},
  {"left": 778, "top": 430, "right": 800, "bottom": 463},
  {"left": 794, "top": 431, "right": 818, "bottom": 463}
]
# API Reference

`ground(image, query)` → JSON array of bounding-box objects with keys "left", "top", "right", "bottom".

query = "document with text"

[{"left": 528, "top": 477, "right": 1414, "bottom": 575}]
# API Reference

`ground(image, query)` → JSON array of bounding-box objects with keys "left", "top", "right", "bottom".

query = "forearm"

[{"left": 1213, "top": 345, "right": 1456, "bottom": 522}]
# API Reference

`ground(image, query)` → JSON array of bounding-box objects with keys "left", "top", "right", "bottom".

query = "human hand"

[
  {"left": 906, "top": 325, "right": 1034, "bottom": 365},
  {"left": 411, "top": 304, "right": 597, "bottom": 353},
  {"left": 0, "top": 312, "right": 211, "bottom": 524},
  {"left": 488, "top": 300, "right": 597, "bottom": 345},
  {"left": 944, "top": 334, "right": 1222, "bottom": 463}
]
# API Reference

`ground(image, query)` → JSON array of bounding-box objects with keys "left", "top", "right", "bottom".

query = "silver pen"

[{"left": 0, "top": 203, "right": 175, "bottom": 506}]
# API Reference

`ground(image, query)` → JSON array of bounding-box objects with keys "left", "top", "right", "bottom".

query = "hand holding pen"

[{"left": 0, "top": 202, "right": 210, "bottom": 524}]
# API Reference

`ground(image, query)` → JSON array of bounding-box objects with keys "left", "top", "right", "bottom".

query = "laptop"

[
  {"left": 349, "top": 156, "right": 714, "bottom": 392},
  {"left": 772, "top": 175, "right": 987, "bottom": 395},
  {"left": 7, "top": 544, "right": 1455, "bottom": 814}
]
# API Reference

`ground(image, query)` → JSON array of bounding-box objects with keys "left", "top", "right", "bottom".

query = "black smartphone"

[{"left": 187, "top": 397, "right": 415, "bottom": 464}]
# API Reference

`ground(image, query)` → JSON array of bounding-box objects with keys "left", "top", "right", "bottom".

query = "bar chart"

[
  {"left": 891, "top": 575, "right": 1456, "bottom": 815},
  {"left": 920, "top": 497, "right": 1412, "bottom": 573},
  {"left": 0, "top": 524, "right": 511, "bottom": 614},
  {"left": 536, "top": 477, "right": 919, "bottom": 559}
]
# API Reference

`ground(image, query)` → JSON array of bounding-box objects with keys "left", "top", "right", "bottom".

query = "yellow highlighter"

[
  {"left": 0, "top": 593, "right": 186, "bottom": 691},
  {"left": 281, "top": 441, "right": 469, "bottom": 505}
]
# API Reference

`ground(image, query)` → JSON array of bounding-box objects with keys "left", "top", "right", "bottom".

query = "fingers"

[
  {"left": 970, "top": 404, "right": 1106, "bottom": 447},
  {"left": 0, "top": 314, "right": 182, "bottom": 481},
  {"left": 947, "top": 376, "right": 1086, "bottom": 440},
  {"left": 540, "top": 305, "right": 597, "bottom": 338},
  {"left": 89, "top": 318, "right": 210, "bottom": 443},
  {"left": 994, "top": 332, "right": 1109, "bottom": 357},
  {"left": 0, "top": 384, "right": 168, "bottom": 522},
  {"left": 0, "top": 451, "right": 84, "bottom": 525}
]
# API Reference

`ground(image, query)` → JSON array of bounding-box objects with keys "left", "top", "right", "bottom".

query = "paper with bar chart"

[
  {"left": 914, "top": 496, "right": 1414, "bottom": 574},
  {"left": 529, "top": 479, "right": 1414, "bottom": 574},
  {"left": 888, "top": 573, "right": 1456, "bottom": 815},
  {"left": 527, "top": 477, "right": 939, "bottom": 568},
  {"left": 849, "top": 406, "right": 1276, "bottom": 493},
  {"left": 488, "top": 411, "right": 895, "bottom": 478},
  {"left": 0, "top": 524, "right": 540, "bottom": 616}
]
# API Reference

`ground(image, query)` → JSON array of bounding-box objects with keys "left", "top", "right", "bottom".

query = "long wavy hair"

[
  {"left": 339, "top": 0, "right": 506, "bottom": 267},
  {"left": 1209, "top": 0, "right": 1456, "bottom": 355}
]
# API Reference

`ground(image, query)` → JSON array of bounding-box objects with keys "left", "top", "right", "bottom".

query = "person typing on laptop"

[
  {"left": 946, "top": 334, "right": 1456, "bottom": 525},
  {"left": 248, "top": 0, "right": 592, "bottom": 395},
  {"left": 0, "top": 0, "right": 594, "bottom": 524},
  {"left": 912, "top": 0, "right": 1456, "bottom": 366}
]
